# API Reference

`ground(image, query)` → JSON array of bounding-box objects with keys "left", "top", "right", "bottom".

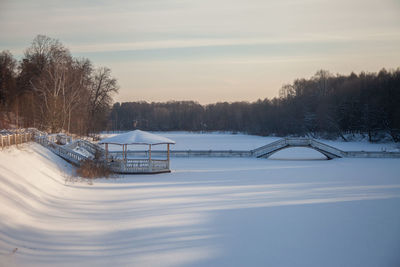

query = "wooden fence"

[
  {"left": 109, "top": 150, "right": 252, "bottom": 159},
  {"left": 0, "top": 132, "right": 34, "bottom": 148},
  {"left": 34, "top": 135, "right": 87, "bottom": 165}
]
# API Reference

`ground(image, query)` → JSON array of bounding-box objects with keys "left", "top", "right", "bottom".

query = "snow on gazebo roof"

[{"left": 99, "top": 130, "right": 175, "bottom": 145}]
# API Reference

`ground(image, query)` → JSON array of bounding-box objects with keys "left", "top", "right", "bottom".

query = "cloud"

[
  {"left": 68, "top": 32, "right": 400, "bottom": 53},
  {"left": 1, "top": 0, "right": 399, "bottom": 103}
]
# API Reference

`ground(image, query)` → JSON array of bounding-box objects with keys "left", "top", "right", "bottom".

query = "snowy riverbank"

[{"left": 0, "top": 133, "right": 399, "bottom": 266}]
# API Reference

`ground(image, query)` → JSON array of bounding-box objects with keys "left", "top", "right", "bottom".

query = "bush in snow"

[{"left": 76, "top": 159, "right": 111, "bottom": 178}]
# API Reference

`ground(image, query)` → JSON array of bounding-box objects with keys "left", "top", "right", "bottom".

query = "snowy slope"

[{"left": 1, "top": 139, "right": 400, "bottom": 266}]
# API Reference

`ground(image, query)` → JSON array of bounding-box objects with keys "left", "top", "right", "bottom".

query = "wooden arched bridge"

[{"left": 251, "top": 138, "right": 344, "bottom": 159}]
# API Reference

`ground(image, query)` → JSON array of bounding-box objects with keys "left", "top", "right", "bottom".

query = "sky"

[{"left": 1, "top": 0, "right": 400, "bottom": 104}]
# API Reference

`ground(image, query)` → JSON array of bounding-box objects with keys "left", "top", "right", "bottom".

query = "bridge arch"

[
  {"left": 252, "top": 138, "right": 344, "bottom": 160},
  {"left": 262, "top": 145, "right": 334, "bottom": 160}
]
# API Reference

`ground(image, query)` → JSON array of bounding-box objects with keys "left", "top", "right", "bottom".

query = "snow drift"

[{"left": 1, "top": 137, "right": 400, "bottom": 266}]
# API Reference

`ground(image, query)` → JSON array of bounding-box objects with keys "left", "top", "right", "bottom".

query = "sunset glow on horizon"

[{"left": 1, "top": 0, "right": 400, "bottom": 104}]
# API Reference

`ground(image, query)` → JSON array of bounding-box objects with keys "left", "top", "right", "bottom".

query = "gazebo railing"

[
  {"left": 151, "top": 159, "right": 169, "bottom": 170},
  {"left": 108, "top": 158, "right": 169, "bottom": 173}
]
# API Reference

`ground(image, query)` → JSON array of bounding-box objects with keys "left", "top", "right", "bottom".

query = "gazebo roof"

[{"left": 99, "top": 130, "right": 175, "bottom": 145}]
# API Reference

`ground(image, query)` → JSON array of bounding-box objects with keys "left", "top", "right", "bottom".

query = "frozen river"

[{"left": 0, "top": 133, "right": 399, "bottom": 266}]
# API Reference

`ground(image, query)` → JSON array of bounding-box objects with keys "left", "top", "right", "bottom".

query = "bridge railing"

[
  {"left": 309, "top": 139, "right": 345, "bottom": 157},
  {"left": 251, "top": 139, "right": 286, "bottom": 157},
  {"left": 75, "top": 140, "right": 105, "bottom": 156},
  {"left": 252, "top": 139, "right": 284, "bottom": 152},
  {"left": 285, "top": 138, "right": 311, "bottom": 146},
  {"left": 35, "top": 135, "right": 86, "bottom": 165}
]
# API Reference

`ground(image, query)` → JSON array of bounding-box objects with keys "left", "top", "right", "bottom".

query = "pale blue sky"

[{"left": 1, "top": 0, "right": 400, "bottom": 103}]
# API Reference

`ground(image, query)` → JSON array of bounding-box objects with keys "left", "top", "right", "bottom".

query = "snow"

[
  {"left": 99, "top": 130, "right": 175, "bottom": 145},
  {"left": 1, "top": 133, "right": 400, "bottom": 266},
  {"left": 72, "top": 146, "right": 94, "bottom": 159},
  {"left": 101, "top": 131, "right": 400, "bottom": 152}
]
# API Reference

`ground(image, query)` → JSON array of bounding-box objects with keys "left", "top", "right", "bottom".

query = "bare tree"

[
  {"left": 313, "top": 69, "right": 332, "bottom": 96},
  {"left": 87, "top": 67, "right": 119, "bottom": 134},
  {"left": 0, "top": 50, "right": 18, "bottom": 127},
  {"left": 31, "top": 50, "right": 71, "bottom": 132},
  {"left": 64, "top": 59, "right": 92, "bottom": 133},
  {"left": 279, "top": 84, "right": 295, "bottom": 99}
]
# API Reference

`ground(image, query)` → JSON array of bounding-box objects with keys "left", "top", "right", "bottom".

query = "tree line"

[
  {"left": 109, "top": 69, "right": 400, "bottom": 142},
  {"left": 2, "top": 36, "right": 399, "bottom": 141},
  {"left": 0, "top": 35, "right": 118, "bottom": 135}
]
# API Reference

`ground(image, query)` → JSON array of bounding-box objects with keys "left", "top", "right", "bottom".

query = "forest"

[
  {"left": 110, "top": 69, "right": 400, "bottom": 142},
  {"left": 0, "top": 35, "right": 118, "bottom": 135},
  {"left": 1, "top": 36, "right": 399, "bottom": 141}
]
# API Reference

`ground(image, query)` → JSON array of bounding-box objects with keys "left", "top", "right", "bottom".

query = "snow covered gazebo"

[{"left": 99, "top": 130, "right": 175, "bottom": 174}]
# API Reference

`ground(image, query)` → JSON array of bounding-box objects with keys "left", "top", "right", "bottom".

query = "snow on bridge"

[{"left": 252, "top": 138, "right": 344, "bottom": 159}]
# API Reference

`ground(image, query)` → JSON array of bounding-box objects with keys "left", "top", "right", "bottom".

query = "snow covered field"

[
  {"left": 1, "top": 133, "right": 400, "bottom": 266},
  {"left": 102, "top": 131, "right": 400, "bottom": 152},
  {"left": 102, "top": 131, "right": 400, "bottom": 160}
]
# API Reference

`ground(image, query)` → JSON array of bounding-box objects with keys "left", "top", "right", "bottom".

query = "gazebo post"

[
  {"left": 167, "top": 143, "right": 170, "bottom": 169},
  {"left": 125, "top": 144, "right": 128, "bottom": 161},
  {"left": 149, "top": 144, "right": 152, "bottom": 172},
  {"left": 105, "top": 143, "right": 108, "bottom": 161}
]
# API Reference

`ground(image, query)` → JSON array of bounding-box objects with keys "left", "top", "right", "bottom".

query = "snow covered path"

[{"left": 1, "top": 141, "right": 400, "bottom": 266}]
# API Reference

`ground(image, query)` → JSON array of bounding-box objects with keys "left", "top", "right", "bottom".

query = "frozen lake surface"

[
  {"left": 102, "top": 131, "right": 400, "bottom": 152},
  {"left": 1, "top": 133, "right": 400, "bottom": 266}
]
